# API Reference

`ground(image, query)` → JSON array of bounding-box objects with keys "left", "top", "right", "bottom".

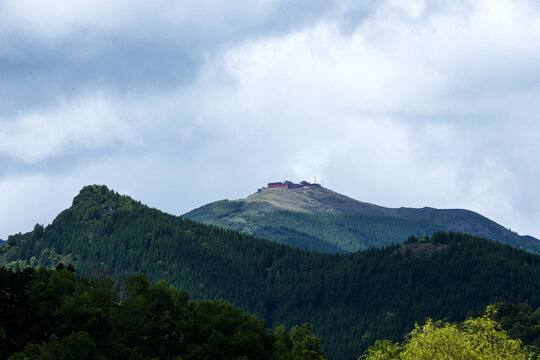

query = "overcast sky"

[{"left": 1, "top": 0, "right": 539, "bottom": 240}]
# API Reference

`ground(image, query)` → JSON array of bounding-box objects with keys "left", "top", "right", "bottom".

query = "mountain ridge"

[
  {"left": 1, "top": 185, "right": 540, "bottom": 359},
  {"left": 184, "top": 186, "right": 540, "bottom": 253}
]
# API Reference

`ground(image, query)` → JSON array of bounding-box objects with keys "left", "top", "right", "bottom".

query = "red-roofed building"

[
  {"left": 268, "top": 182, "right": 287, "bottom": 189},
  {"left": 266, "top": 180, "right": 321, "bottom": 190}
]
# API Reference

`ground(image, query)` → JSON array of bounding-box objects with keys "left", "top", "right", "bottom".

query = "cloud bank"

[{"left": 1, "top": 0, "right": 539, "bottom": 240}]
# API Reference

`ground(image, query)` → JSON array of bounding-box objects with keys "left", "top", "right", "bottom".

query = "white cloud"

[
  {"left": 0, "top": 95, "right": 134, "bottom": 162},
  {"left": 185, "top": 0, "right": 540, "bottom": 236}
]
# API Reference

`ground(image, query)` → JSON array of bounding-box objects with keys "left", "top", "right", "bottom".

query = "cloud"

[
  {"left": 0, "top": 0, "right": 339, "bottom": 45},
  {"left": 0, "top": 94, "right": 136, "bottom": 163},
  {"left": 211, "top": 0, "right": 540, "bottom": 122},
  {"left": 186, "top": 0, "right": 540, "bottom": 234},
  {"left": 1, "top": 0, "right": 540, "bottom": 240}
]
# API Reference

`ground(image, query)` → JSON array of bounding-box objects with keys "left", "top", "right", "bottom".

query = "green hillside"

[
  {"left": 184, "top": 186, "right": 540, "bottom": 253},
  {"left": 2, "top": 185, "right": 540, "bottom": 359}
]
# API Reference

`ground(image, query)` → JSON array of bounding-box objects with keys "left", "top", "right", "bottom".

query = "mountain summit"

[{"left": 184, "top": 182, "right": 540, "bottom": 253}]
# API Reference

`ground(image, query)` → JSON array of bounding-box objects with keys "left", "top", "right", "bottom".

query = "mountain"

[
  {"left": 184, "top": 184, "right": 540, "bottom": 253},
  {"left": 1, "top": 185, "right": 539, "bottom": 359},
  {"left": 0, "top": 239, "right": 5, "bottom": 246}
]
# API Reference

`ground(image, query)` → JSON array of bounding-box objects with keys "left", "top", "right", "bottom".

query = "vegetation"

[
  {"left": 1, "top": 185, "right": 540, "bottom": 359},
  {"left": 0, "top": 266, "right": 327, "bottom": 360},
  {"left": 481, "top": 302, "right": 540, "bottom": 356},
  {"left": 191, "top": 209, "right": 441, "bottom": 253},
  {"left": 360, "top": 306, "right": 538, "bottom": 360},
  {"left": 245, "top": 212, "right": 442, "bottom": 252},
  {"left": 185, "top": 188, "right": 540, "bottom": 254}
]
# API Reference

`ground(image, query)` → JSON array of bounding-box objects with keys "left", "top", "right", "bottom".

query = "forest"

[
  {"left": 0, "top": 266, "right": 326, "bottom": 359},
  {"left": 1, "top": 266, "right": 538, "bottom": 360},
  {"left": 1, "top": 185, "right": 539, "bottom": 359}
]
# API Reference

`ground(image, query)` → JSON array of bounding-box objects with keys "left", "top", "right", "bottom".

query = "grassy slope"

[{"left": 185, "top": 187, "right": 540, "bottom": 253}]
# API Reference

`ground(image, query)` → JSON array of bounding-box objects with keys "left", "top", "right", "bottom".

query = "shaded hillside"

[
  {"left": 184, "top": 187, "right": 540, "bottom": 253},
  {"left": 2, "top": 185, "right": 540, "bottom": 359}
]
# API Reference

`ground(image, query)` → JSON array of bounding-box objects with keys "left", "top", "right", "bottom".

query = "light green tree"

[{"left": 360, "top": 307, "right": 536, "bottom": 360}]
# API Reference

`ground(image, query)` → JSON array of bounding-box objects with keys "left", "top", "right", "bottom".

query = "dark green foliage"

[
  {"left": 2, "top": 186, "right": 540, "bottom": 359},
  {"left": 0, "top": 267, "right": 34, "bottom": 354},
  {"left": 183, "top": 299, "right": 275, "bottom": 359},
  {"left": 0, "top": 327, "right": 7, "bottom": 360},
  {"left": 1, "top": 267, "right": 325, "bottom": 360},
  {"left": 484, "top": 302, "right": 540, "bottom": 355},
  {"left": 61, "top": 331, "right": 100, "bottom": 360}
]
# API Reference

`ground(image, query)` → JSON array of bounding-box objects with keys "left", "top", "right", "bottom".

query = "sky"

[{"left": 1, "top": 0, "right": 540, "bottom": 240}]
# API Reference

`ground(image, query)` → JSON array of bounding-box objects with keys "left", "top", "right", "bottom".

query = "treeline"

[
  {"left": 244, "top": 211, "right": 441, "bottom": 252},
  {"left": 0, "top": 266, "right": 326, "bottom": 360},
  {"left": 2, "top": 186, "right": 540, "bottom": 359},
  {"left": 185, "top": 206, "right": 443, "bottom": 253}
]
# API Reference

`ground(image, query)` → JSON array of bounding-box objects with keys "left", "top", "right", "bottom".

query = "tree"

[
  {"left": 360, "top": 307, "right": 535, "bottom": 360},
  {"left": 61, "top": 331, "right": 100, "bottom": 360},
  {"left": 273, "top": 323, "right": 327, "bottom": 360},
  {"left": 0, "top": 327, "right": 7, "bottom": 359},
  {"left": 359, "top": 340, "right": 402, "bottom": 360}
]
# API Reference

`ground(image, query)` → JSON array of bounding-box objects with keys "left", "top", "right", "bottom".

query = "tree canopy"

[
  {"left": 360, "top": 306, "right": 537, "bottom": 360},
  {"left": 0, "top": 266, "right": 327, "bottom": 360}
]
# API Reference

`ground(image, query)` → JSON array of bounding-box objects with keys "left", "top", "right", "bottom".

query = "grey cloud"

[
  {"left": 1, "top": 0, "right": 540, "bottom": 240},
  {"left": 0, "top": 39, "right": 199, "bottom": 118},
  {"left": 0, "top": 1, "right": 379, "bottom": 119}
]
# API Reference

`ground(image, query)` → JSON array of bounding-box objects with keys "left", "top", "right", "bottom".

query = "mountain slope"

[
  {"left": 184, "top": 186, "right": 540, "bottom": 253},
  {"left": 1, "top": 185, "right": 540, "bottom": 359}
]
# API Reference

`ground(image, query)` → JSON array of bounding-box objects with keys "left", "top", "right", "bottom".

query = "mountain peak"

[
  {"left": 185, "top": 184, "right": 540, "bottom": 254},
  {"left": 245, "top": 185, "right": 381, "bottom": 215},
  {"left": 70, "top": 185, "right": 136, "bottom": 221}
]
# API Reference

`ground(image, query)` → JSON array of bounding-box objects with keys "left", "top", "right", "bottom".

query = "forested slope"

[
  {"left": 2, "top": 185, "right": 539, "bottom": 359},
  {"left": 185, "top": 187, "right": 540, "bottom": 253}
]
